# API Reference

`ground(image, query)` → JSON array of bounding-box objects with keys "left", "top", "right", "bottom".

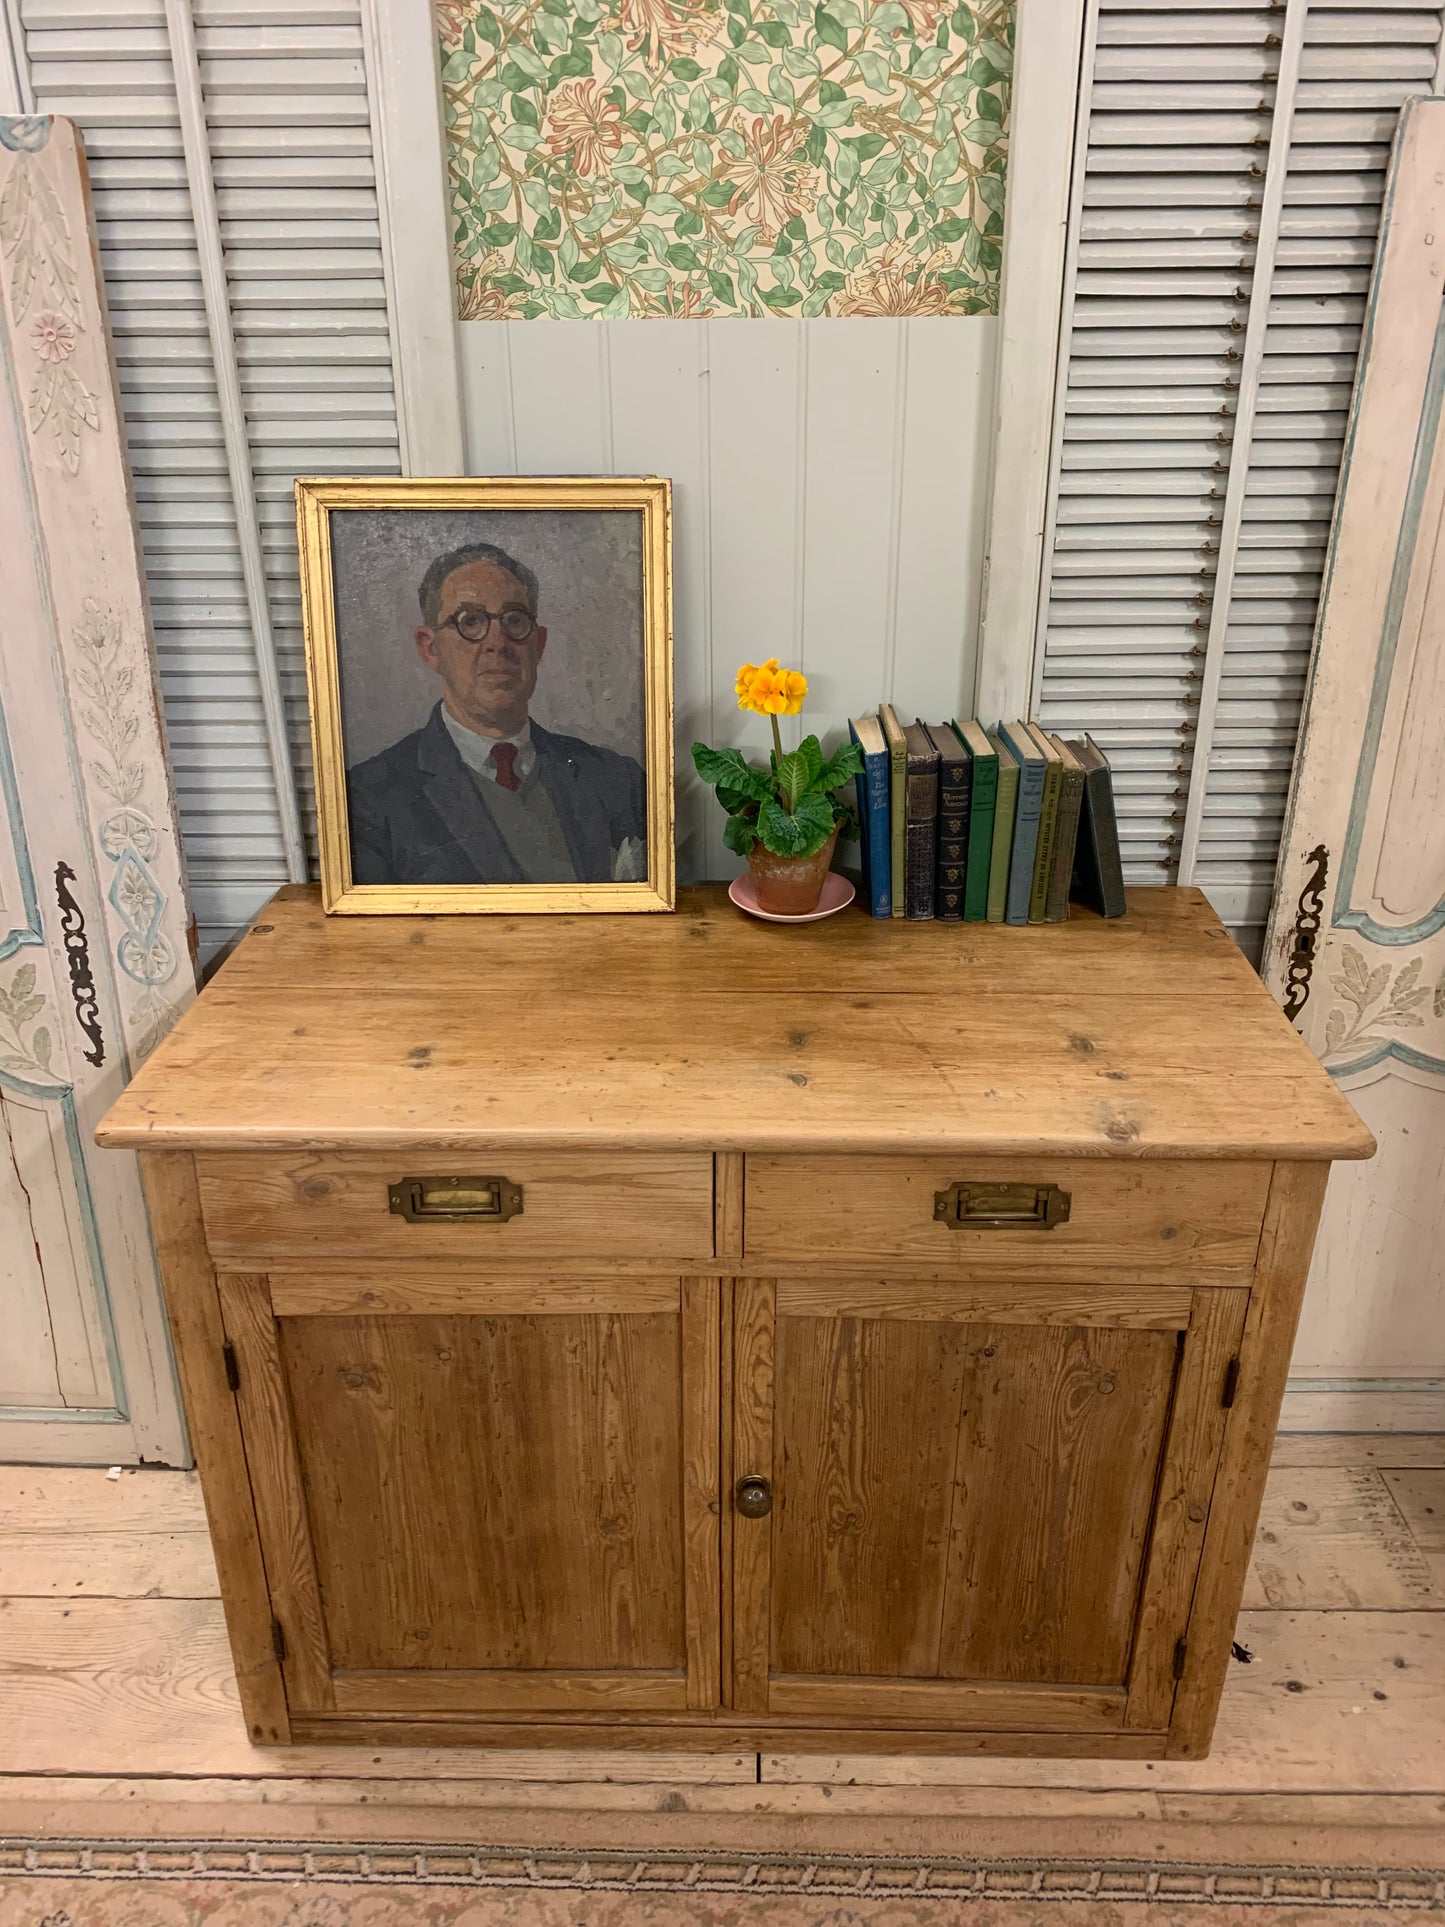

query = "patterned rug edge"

[{"left": 3, "top": 1838, "right": 1444, "bottom": 1909}]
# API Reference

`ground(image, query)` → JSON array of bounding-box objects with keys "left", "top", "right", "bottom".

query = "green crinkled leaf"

[
  {"left": 815, "top": 7, "right": 848, "bottom": 51},
  {"left": 757, "top": 791, "right": 836, "bottom": 858},
  {"left": 724, "top": 811, "right": 759, "bottom": 856},
  {"left": 692, "top": 743, "right": 773, "bottom": 801},
  {"left": 774, "top": 746, "right": 812, "bottom": 809},
  {"left": 815, "top": 738, "right": 864, "bottom": 790}
]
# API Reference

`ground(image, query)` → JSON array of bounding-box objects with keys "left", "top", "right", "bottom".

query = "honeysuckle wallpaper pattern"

[{"left": 436, "top": 0, "right": 1012, "bottom": 319}]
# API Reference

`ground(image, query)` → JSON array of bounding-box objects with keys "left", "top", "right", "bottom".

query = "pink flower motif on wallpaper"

[
  {"left": 30, "top": 311, "right": 76, "bottom": 361},
  {"left": 543, "top": 78, "right": 626, "bottom": 176},
  {"left": 608, "top": 0, "right": 708, "bottom": 69},
  {"left": 720, "top": 115, "right": 819, "bottom": 243}
]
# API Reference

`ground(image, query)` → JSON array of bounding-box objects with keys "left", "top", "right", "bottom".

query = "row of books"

[{"left": 848, "top": 710, "right": 1127, "bottom": 924}]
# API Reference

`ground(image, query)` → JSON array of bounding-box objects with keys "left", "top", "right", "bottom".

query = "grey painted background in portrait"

[{"left": 330, "top": 508, "right": 646, "bottom": 768}]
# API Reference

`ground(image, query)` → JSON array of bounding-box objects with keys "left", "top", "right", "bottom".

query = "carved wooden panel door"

[
  {"left": 1263, "top": 99, "right": 1445, "bottom": 1389},
  {"left": 0, "top": 115, "right": 192, "bottom": 1462},
  {"left": 730, "top": 1278, "right": 1246, "bottom": 1735}
]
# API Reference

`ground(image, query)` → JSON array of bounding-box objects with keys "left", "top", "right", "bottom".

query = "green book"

[
  {"left": 985, "top": 729, "right": 1017, "bottom": 924},
  {"left": 953, "top": 719, "right": 997, "bottom": 923},
  {"left": 878, "top": 703, "right": 908, "bottom": 921},
  {"left": 1026, "top": 722, "right": 1062, "bottom": 924}
]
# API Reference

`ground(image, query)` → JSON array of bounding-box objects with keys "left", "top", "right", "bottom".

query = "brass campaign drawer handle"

[
  {"left": 933, "top": 1181, "right": 1072, "bottom": 1231},
  {"left": 387, "top": 1175, "right": 524, "bottom": 1223}
]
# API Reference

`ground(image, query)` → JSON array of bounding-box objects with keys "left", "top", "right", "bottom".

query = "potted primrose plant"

[{"left": 692, "top": 660, "right": 863, "bottom": 916}]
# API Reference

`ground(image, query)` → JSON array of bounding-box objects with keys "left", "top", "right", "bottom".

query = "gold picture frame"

[{"left": 296, "top": 475, "right": 675, "bottom": 914}]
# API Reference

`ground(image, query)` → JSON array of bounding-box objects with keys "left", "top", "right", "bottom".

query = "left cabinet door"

[{"left": 217, "top": 1271, "right": 721, "bottom": 1722}]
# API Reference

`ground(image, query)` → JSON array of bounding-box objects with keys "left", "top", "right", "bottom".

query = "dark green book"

[
  {"left": 1025, "top": 723, "right": 1062, "bottom": 925},
  {"left": 952, "top": 719, "right": 997, "bottom": 922},
  {"left": 930, "top": 722, "right": 970, "bottom": 922},
  {"left": 878, "top": 704, "right": 908, "bottom": 921}
]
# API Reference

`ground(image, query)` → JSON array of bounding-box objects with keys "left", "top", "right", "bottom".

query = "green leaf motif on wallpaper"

[{"left": 436, "top": 0, "right": 1012, "bottom": 319}]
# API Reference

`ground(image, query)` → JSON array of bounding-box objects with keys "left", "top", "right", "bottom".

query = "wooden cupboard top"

[{"left": 97, "top": 885, "right": 1374, "bottom": 1161}]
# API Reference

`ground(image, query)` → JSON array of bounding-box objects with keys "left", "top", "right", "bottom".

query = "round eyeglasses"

[{"left": 437, "top": 604, "right": 538, "bottom": 645}]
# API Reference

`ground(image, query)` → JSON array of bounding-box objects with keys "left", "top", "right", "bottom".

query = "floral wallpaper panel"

[{"left": 437, "top": 0, "right": 1011, "bottom": 318}]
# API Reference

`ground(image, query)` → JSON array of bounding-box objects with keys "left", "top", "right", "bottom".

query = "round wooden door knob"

[{"left": 735, "top": 1475, "right": 773, "bottom": 1518}]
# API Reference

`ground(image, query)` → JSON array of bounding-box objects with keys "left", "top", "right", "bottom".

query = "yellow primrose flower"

[
  {"left": 737, "top": 658, "right": 807, "bottom": 718},
  {"left": 776, "top": 668, "right": 807, "bottom": 715}
]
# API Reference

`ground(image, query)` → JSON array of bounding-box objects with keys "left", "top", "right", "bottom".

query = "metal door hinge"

[
  {"left": 1221, "top": 1357, "right": 1241, "bottom": 1410},
  {"left": 222, "top": 1341, "right": 240, "bottom": 1393},
  {"left": 1173, "top": 1636, "right": 1188, "bottom": 1682},
  {"left": 271, "top": 1618, "right": 287, "bottom": 1664}
]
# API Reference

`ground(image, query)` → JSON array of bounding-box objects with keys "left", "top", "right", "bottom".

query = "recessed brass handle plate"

[
  {"left": 933, "top": 1180, "right": 1072, "bottom": 1231},
  {"left": 387, "top": 1175, "right": 523, "bottom": 1223},
  {"left": 735, "top": 1475, "right": 773, "bottom": 1519}
]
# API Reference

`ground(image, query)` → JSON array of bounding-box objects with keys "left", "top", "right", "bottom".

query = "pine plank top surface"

[{"left": 97, "top": 886, "right": 1374, "bottom": 1160}]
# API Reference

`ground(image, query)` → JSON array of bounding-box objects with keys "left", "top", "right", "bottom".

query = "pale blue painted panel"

[
  {"left": 605, "top": 322, "right": 711, "bottom": 880},
  {"left": 797, "top": 321, "right": 906, "bottom": 752},
  {"left": 704, "top": 320, "right": 807, "bottom": 877},
  {"left": 506, "top": 324, "right": 609, "bottom": 473},
  {"left": 455, "top": 314, "right": 1000, "bottom": 880},
  {"left": 890, "top": 318, "right": 998, "bottom": 726}
]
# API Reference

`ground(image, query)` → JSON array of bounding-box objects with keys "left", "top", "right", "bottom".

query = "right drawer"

[{"left": 743, "top": 1155, "right": 1271, "bottom": 1274}]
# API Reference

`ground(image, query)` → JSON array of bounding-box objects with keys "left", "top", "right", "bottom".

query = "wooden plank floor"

[{"left": 2, "top": 1437, "right": 1444, "bottom": 1844}]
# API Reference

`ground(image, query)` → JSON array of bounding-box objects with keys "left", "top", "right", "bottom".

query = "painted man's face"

[{"left": 415, "top": 559, "right": 548, "bottom": 738}]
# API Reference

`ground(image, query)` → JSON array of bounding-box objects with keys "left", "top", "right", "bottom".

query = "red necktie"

[{"left": 490, "top": 742, "right": 520, "bottom": 792}]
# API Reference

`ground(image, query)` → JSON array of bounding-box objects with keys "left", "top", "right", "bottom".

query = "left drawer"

[{"left": 195, "top": 1150, "right": 716, "bottom": 1264}]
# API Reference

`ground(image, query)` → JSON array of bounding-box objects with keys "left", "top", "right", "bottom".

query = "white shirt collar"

[{"left": 441, "top": 704, "right": 536, "bottom": 784}]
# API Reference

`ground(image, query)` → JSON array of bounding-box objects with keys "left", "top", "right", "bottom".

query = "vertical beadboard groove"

[
  {"left": 698, "top": 323, "right": 715, "bottom": 775},
  {"left": 882, "top": 323, "right": 910, "bottom": 704},
  {"left": 502, "top": 325, "right": 520, "bottom": 472},
  {"left": 1176, "top": 0, "right": 1308, "bottom": 882},
  {"left": 160, "top": 0, "right": 307, "bottom": 882},
  {"left": 792, "top": 325, "right": 809, "bottom": 669},
  {"left": 599, "top": 326, "right": 615, "bottom": 472}
]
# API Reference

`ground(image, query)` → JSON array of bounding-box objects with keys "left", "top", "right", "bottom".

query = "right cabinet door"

[{"left": 731, "top": 1277, "right": 1248, "bottom": 1736}]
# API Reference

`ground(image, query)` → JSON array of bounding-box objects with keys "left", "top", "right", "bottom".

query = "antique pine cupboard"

[{"left": 98, "top": 886, "right": 1373, "bottom": 1757}]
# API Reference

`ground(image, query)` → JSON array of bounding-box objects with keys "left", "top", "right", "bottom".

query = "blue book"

[
  {"left": 997, "top": 720, "right": 1046, "bottom": 927},
  {"left": 849, "top": 715, "right": 891, "bottom": 918}
]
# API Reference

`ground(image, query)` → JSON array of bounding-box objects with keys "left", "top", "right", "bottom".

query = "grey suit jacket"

[{"left": 346, "top": 704, "right": 646, "bottom": 885}]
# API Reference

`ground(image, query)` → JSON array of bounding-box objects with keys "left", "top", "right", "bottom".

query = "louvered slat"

[
  {"left": 1035, "top": 0, "right": 1444, "bottom": 961},
  {"left": 20, "top": 0, "right": 400, "bottom": 959}
]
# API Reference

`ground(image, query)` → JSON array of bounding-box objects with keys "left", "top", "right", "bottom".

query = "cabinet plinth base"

[{"left": 288, "top": 1717, "right": 1173, "bottom": 1758}]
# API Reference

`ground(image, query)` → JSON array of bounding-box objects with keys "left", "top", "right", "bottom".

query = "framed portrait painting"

[{"left": 296, "top": 476, "right": 675, "bottom": 914}]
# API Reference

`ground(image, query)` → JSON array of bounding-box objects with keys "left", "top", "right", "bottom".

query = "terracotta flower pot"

[{"left": 747, "top": 826, "right": 840, "bottom": 916}]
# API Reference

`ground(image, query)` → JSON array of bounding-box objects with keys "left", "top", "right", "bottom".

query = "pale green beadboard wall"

[{"left": 436, "top": 0, "right": 1012, "bottom": 319}]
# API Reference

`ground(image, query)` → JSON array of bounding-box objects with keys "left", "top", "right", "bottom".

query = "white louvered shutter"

[
  {"left": 1035, "top": 0, "right": 1444, "bottom": 962},
  {"left": 20, "top": 0, "right": 401, "bottom": 959}
]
